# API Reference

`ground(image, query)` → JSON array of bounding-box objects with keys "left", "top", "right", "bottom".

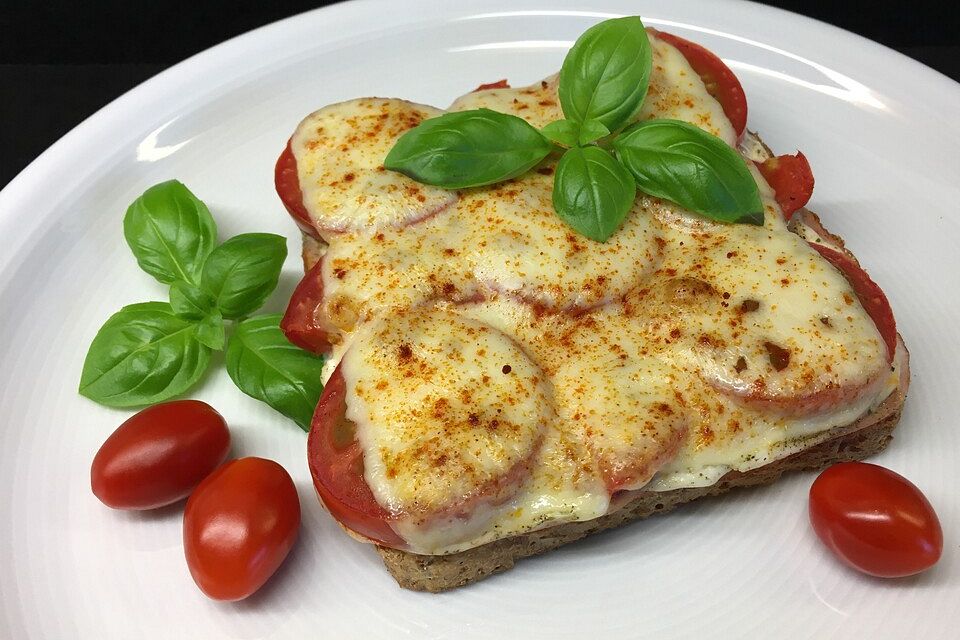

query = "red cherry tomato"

[
  {"left": 757, "top": 152, "right": 815, "bottom": 219},
  {"left": 91, "top": 400, "right": 229, "bottom": 510},
  {"left": 809, "top": 462, "right": 942, "bottom": 577},
  {"left": 809, "top": 243, "right": 897, "bottom": 362},
  {"left": 275, "top": 139, "right": 319, "bottom": 239},
  {"left": 281, "top": 256, "right": 332, "bottom": 354},
  {"left": 653, "top": 29, "right": 748, "bottom": 138},
  {"left": 183, "top": 457, "right": 301, "bottom": 601},
  {"left": 307, "top": 366, "right": 406, "bottom": 547}
]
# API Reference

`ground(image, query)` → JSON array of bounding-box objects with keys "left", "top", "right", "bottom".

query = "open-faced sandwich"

[{"left": 274, "top": 17, "right": 907, "bottom": 592}]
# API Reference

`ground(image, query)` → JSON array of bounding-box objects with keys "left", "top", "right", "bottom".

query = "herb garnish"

[
  {"left": 79, "top": 180, "right": 324, "bottom": 430},
  {"left": 384, "top": 16, "right": 763, "bottom": 241}
]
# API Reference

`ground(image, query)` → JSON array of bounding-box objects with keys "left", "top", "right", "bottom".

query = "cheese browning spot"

[{"left": 764, "top": 341, "right": 791, "bottom": 371}]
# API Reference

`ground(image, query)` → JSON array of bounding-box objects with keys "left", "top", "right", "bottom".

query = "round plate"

[{"left": 1, "top": 1, "right": 958, "bottom": 637}]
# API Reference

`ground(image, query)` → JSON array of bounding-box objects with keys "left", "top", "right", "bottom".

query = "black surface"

[{"left": 2, "top": 0, "right": 957, "bottom": 188}]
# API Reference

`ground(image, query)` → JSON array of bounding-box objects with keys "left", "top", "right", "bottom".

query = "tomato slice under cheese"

[
  {"left": 550, "top": 312, "right": 690, "bottom": 492},
  {"left": 308, "top": 366, "right": 405, "bottom": 547},
  {"left": 810, "top": 243, "right": 897, "bottom": 362},
  {"left": 281, "top": 256, "right": 333, "bottom": 354},
  {"left": 317, "top": 306, "right": 553, "bottom": 549},
  {"left": 289, "top": 98, "right": 458, "bottom": 237},
  {"left": 757, "top": 152, "right": 815, "bottom": 220},
  {"left": 275, "top": 140, "right": 318, "bottom": 238},
  {"left": 651, "top": 29, "right": 748, "bottom": 138}
]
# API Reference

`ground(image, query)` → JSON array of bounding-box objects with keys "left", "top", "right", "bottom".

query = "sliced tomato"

[
  {"left": 307, "top": 366, "right": 406, "bottom": 548},
  {"left": 715, "top": 366, "right": 887, "bottom": 417},
  {"left": 653, "top": 29, "right": 748, "bottom": 138},
  {"left": 757, "top": 152, "right": 815, "bottom": 220},
  {"left": 281, "top": 257, "right": 332, "bottom": 354},
  {"left": 274, "top": 139, "right": 319, "bottom": 239},
  {"left": 473, "top": 79, "right": 510, "bottom": 92},
  {"left": 597, "top": 426, "right": 686, "bottom": 493},
  {"left": 810, "top": 243, "right": 897, "bottom": 362}
]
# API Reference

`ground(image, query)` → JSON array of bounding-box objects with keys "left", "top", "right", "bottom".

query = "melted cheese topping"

[
  {"left": 340, "top": 306, "right": 553, "bottom": 547},
  {"left": 291, "top": 98, "right": 457, "bottom": 235},
  {"left": 296, "top": 34, "right": 901, "bottom": 554},
  {"left": 639, "top": 37, "right": 736, "bottom": 145},
  {"left": 320, "top": 170, "right": 661, "bottom": 323}
]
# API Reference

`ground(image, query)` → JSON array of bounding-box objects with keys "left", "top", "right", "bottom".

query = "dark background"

[{"left": 2, "top": 0, "right": 957, "bottom": 188}]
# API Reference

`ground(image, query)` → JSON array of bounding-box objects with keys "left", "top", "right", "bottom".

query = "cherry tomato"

[
  {"left": 274, "top": 139, "right": 319, "bottom": 239},
  {"left": 281, "top": 257, "right": 332, "bottom": 354},
  {"left": 183, "top": 457, "right": 301, "bottom": 601},
  {"left": 653, "top": 29, "right": 748, "bottom": 138},
  {"left": 307, "top": 366, "right": 405, "bottom": 547},
  {"left": 809, "top": 243, "right": 897, "bottom": 362},
  {"left": 757, "top": 152, "right": 815, "bottom": 219},
  {"left": 809, "top": 462, "right": 942, "bottom": 577},
  {"left": 91, "top": 400, "right": 229, "bottom": 510}
]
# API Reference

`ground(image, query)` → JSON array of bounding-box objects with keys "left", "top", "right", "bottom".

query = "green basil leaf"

[
  {"left": 558, "top": 16, "right": 652, "bottom": 132},
  {"left": 78, "top": 302, "right": 211, "bottom": 407},
  {"left": 541, "top": 119, "right": 579, "bottom": 147},
  {"left": 122, "top": 180, "right": 217, "bottom": 285},
  {"left": 552, "top": 146, "right": 636, "bottom": 242},
  {"left": 384, "top": 109, "right": 553, "bottom": 188},
  {"left": 613, "top": 119, "right": 764, "bottom": 224},
  {"left": 226, "top": 314, "right": 325, "bottom": 431},
  {"left": 578, "top": 119, "right": 611, "bottom": 146},
  {"left": 169, "top": 280, "right": 215, "bottom": 320},
  {"left": 196, "top": 311, "right": 226, "bottom": 351},
  {"left": 200, "top": 233, "right": 287, "bottom": 319}
]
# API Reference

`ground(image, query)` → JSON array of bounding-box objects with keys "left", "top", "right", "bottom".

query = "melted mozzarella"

[
  {"left": 320, "top": 169, "right": 662, "bottom": 327},
  {"left": 291, "top": 98, "right": 457, "bottom": 235},
  {"left": 340, "top": 306, "right": 553, "bottom": 548},
  {"left": 381, "top": 285, "right": 897, "bottom": 553},
  {"left": 449, "top": 74, "right": 562, "bottom": 128},
  {"left": 294, "top": 33, "right": 901, "bottom": 554},
  {"left": 639, "top": 37, "right": 737, "bottom": 145}
]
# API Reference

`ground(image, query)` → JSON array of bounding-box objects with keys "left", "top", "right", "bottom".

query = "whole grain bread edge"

[{"left": 296, "top": 133, "right": 910, "bottom": 593}]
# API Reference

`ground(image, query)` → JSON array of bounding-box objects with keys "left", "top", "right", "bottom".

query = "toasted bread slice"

[{"left": 298, "top": 132, "right": 909, "bottom": 592}]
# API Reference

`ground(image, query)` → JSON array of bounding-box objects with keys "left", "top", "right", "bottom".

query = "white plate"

[{"left": 1, "top": 1, "right": 958, "bottom": 637}]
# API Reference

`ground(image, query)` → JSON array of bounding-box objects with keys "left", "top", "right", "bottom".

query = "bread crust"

[{"left": 296, "top": 132, "right": 910, "bottom": 592}]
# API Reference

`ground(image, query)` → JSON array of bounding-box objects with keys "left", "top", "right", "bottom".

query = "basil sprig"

[
  {"left": 79, "top": 181, "right": 324, "bottom": 430},
  {"left": 384, "top": 15, "right": 763, "bottom": 241}
]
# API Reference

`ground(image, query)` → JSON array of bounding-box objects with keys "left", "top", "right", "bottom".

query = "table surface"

[{"left": 1, "top": 4, "right": 958, "bottom": 189}]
